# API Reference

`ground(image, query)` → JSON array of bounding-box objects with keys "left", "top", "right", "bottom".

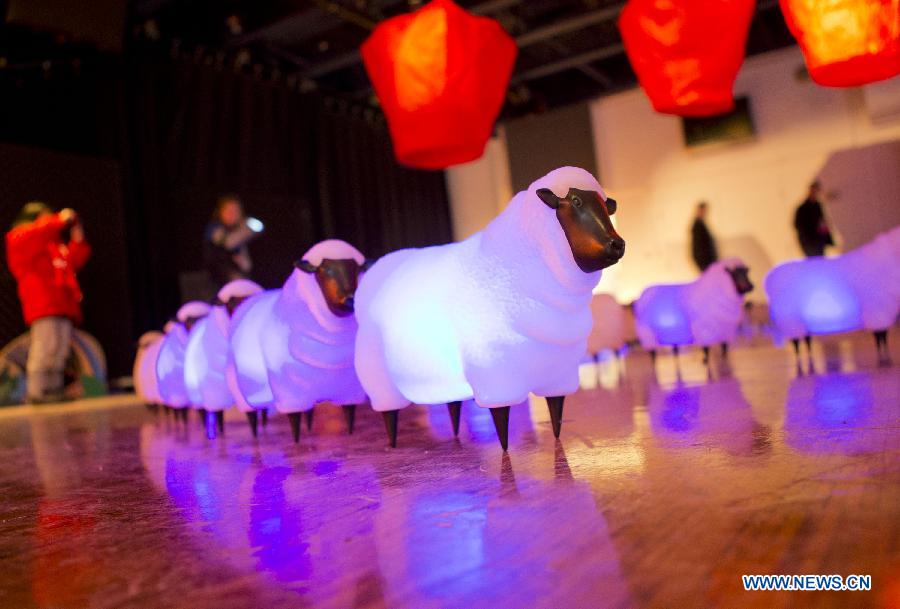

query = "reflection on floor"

[{"left": 0, "top": 331, "right": 898, "bottom": 609}]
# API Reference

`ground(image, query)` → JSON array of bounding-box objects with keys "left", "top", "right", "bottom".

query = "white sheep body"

[
  {"left": 634, "top": 258, "right": 746, "bottom": 349},
  {"left": 134, "top": 330, "right": 164, "bottom": 405},
  {"left": 184, "top": 280, "right": 263, "bottom": 412},
  {"left": 156, "top": 324, "right": 192, "bottom": 408},
  {"left": 354, "top": 167, "right": 607, "bottom": 411},
  {"left": 230, "top": 290, "right": 281, "bottom": 409},
  {"left": 230, "top": 240, "right": 366, "bottom": 414},
  {"left": 765, "top": 226, "right": 900, "bottom": 339}
]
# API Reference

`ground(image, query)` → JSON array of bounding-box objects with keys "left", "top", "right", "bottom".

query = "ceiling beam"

[
  {"left": 510, "top": 43, "right": 624, "bottom": 84},
  {"left": 515, "top": 3, "right": 625, "bottom": 48},
  {"left": 304, "top": 0, "right": 617, "bottom": 80}
]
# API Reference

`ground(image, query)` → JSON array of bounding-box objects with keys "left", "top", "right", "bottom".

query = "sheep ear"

[
  {"left": 536, "top": 188, "right": 560, "bottom": 210},
  {"left": 361, "top": 258, "right": 377, "bottom": 272},
  {"left": 295, "top": 260, "right": 317, "bottom": 273},
  {"left": 605, "top": 197, "right": 617, "bottom": 215}
]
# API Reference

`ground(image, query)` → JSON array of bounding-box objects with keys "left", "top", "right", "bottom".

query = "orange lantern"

[
  {"left": 780, "top": 0, "right": 900, "bottom": 87},
  {"left": 619, "top": 0, "right": 756, "bottom": 117},
  {"left": 361, "top": 0, "right": 517, "bottom": 169}
]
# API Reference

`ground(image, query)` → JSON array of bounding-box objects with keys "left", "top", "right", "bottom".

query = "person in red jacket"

[{"left": 5, "top": 202, "right": 91, "bottom": 403}]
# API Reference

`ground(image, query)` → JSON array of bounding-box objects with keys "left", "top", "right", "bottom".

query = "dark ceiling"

[
  {"left": 2, "top": 0, "right": 798, "bottom": 120},
  {"left": 129, "top": 0, "right": 797, "bottom": 118}
]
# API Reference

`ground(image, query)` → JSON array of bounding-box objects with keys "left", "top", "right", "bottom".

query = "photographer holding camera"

[{"left": 5, "top": 202, "right": 91, "bottom": 403}]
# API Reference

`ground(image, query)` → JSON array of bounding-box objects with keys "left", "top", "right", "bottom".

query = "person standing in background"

[
  {"left": 203, "top": 194, "right": 264, "bottom": 289},
  {"left": 690, "top": 201, "right": 718, "bottom": 272},
  {"left": 793, "top": 181, "right": 833, "bottom": 257},
  {"left": 5, "top": 202, "right": 91, "bottom": 403}
]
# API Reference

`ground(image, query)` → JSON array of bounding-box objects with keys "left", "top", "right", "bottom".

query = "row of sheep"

[
  {"left": 134, "top": 166, "right": 898, "bottom": 451},
  {"left": 137, "top": 167, "right": 625, "bottom": 451}
]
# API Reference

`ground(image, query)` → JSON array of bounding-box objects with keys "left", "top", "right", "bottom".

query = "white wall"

[
  {"left": 589, "top": 47, "right": 900, "bottom": 302},
  {"left": 445, "top": 127, "right": 513, "bottom": 240},
  {"left": 445, "top": 47, "right": 900, "bottom": 302}
]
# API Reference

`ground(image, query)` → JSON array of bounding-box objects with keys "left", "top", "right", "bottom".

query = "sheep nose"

[
  {"left": 606, "top": 237, "right": 626, "bottom": 259},
  {"left": 343, "top": 296, "right": 355, "bottom": 311}
]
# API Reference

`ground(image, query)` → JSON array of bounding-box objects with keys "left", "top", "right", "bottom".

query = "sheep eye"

[{"left": 572, "top": 196, "right": 582, "bottom": 208}]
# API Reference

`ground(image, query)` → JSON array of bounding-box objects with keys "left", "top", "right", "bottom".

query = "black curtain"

[
  {"left": 122, "top": 51, "right": 452, "bottom": 338},
  {"left": 1, "top": 50, "right": 453, "bottom": 378}
]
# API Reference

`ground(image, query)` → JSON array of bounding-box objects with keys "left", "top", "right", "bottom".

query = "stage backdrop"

[
  {"left": 122, "top": 52, "right": 453, "bottom": 337},
  {"left": 1, "top": 51, "right": 453, "bottom": 378}
]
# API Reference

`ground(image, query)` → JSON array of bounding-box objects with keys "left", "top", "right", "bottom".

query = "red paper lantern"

[
  {"left": 361, "top": 0, "right": 517, "bottom": 169},
  {"left": 780, "top": 0, "right": 900, "bottom": 87},
  {"left": 619, "top": 0, "right": 756, "bottom": 117}
]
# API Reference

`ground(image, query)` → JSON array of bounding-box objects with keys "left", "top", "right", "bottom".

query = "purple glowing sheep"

[
  {"left": 156, "top": 301, "right": 211, "bottom": 419},
  {"left": 765, "top": 225, "right": 900, "bottom": 365},
  {"left": 230, "top": 240, "right": 369, "bottom": 441},
  {"left": 634, "top": 258, "right": 753, "bottom": 368},
  {"left": 354, "top": 167, "right": 625, "bottom": 450}
]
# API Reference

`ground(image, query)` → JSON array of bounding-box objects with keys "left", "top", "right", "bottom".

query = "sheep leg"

[
  {"left": 447, "top": 401, "right": 462, "bottom": 437},
  {"left": 874, "top": 330, "right": 889, "bottom": 364},
  {"left": 489, "top": 406, "right": 511, "bottom": 452},
  {"left": 721, "top": 343, "right": 729, "bottom": 359},
  {"left": 304, "top": 408, "right": 314, "bottom": 432},
  {"left": 342, "top": 405, "right": 357, "bottom": 434},
  {"left": 197, "top": 408, "right": 207, "bottom": 429},
  {"left": 205, "top": 410, "right": 217, "bottom": 440},
  {"left": 791, "top": 339, "right": 800, "bottom": 357},
  {"left": 246, "top": 411, "right": 259, "bottom": 438},
  {"left": 702, "top": 346, "right": 710, "bottom": 366},
  {"left": 649, "top": 349, "right": 657, "bottom": 366},
  {"left": 382, "top": 410, "right": 399, "bottom": 448},
  {"left": 261, "top": 409, "right": 269, "bottom": 427},
  {"left": 547, "top": 396, "right": 565, "bottom": 439},
  {"left": 288, "top": 412, "right": 301, "bottom": 443},
  {"left": 216, "top": 411, "right": 225, "bottom": 435}
]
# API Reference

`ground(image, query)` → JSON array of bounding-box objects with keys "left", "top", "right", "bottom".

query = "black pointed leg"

[
  {"left": 216, "top": 411, "right": 225, "bottom": 435},
  {"left": 447, "top": 401, "right": 462, "bottom": 437},
  {"left": 205, "top": 410, "right": 217, "bottom": 440},
  {"left": 342, "top": 405, "right": 357, "bottom": 434},
  {"left": 702, "top": 346, "right": 710, "bottom": 366},
  {"left": 792, "top": 338, "right": 801, "bottom": 357},
  {"left": 261, "top": 409, "right": 269, "bottom": 427},
  {"left": 288, "top": 412, "right": 301, "bottom": 443},
  {"left": 246, "top": 411, "right": 259, "bottom": 438},
  {"left": 649, "top": 349, "right": 657, "bottom": 365},
  {"left": 489, "top": 406, "right": 511, "bottom": 452},
  {"left": 303, "top": 408, "right": 314, "bottom": 432},
  {"left": 197, "top": 408, "right": 207, "bottom": 429},
  {"left": 875, "top": 329, "right": 890, "bottom": 365},
  {"left": 546, "top": 396, "right": 565, "bottom": 439},
  {"left": 721, "top": 342, "right": 729, "bottom": 358},
  {"left": 382, "top": 410, "right": 399, "bottom": 448}
]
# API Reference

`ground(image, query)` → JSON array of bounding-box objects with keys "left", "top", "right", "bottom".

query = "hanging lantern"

[
  {"left": 361, "top": 0, "right": 517, "bottom": 169},
  {"left": 780, "top": 0, "right": 900, "bottom": 87},
  {"left": 619, "top": 0, "right": 756, "bottom": 117}
]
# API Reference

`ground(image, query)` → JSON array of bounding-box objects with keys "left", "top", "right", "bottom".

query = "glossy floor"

[{"left": 1, "top": 332, "right": 899, "bottom": 609}]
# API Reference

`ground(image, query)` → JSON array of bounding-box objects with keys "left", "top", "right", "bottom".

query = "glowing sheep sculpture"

[
  {"left": 184, "top": 279, "right": 263, "bottom": 437},
  {"left": 156, "top": 301, "right": 211, "bottom": 419},
  {"left": 231, "top": 240, "right": 369, "bottom": 442},
  {"left": 354, "top": 167, "right": 625, "bottom": 450},
  {"left": 133, "top": 327, "right": 167, "bottom": 410},
  {"left": 634, "top": 258, "right": 753, "bottom": 367},
  {"left": 765, "top": 226, "right": 900, "bottom": 365}
]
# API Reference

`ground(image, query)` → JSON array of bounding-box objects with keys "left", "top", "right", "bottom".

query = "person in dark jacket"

[
  {"left": 203, "top": 194, "right": 263, "bottom": 289},
  {"left": 793, "top": 181, "right": 833, "bottom": 257},
  {"left": 690, "top": 201, "right": 718, "bottom": 272},
  {"left": 5, "top": 202, "right": 91, "bottom": 403}
]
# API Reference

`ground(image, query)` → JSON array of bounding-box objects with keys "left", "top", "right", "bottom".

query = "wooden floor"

[{"left": 0, "top": 332, "right": 898, "bottom": 609}]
